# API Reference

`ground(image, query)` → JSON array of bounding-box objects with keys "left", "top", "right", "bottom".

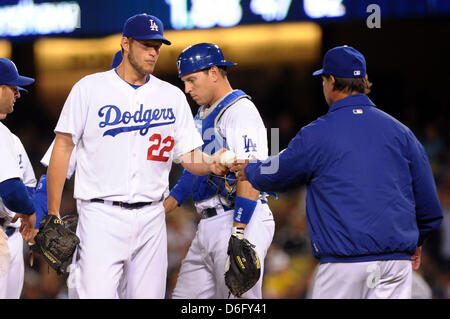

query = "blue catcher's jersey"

[
  {"left": 191, "top": 90, "right": 249, "bottom": 204},
  {"left": 170, "top": 90, "right": 250, "bottom": 206}
]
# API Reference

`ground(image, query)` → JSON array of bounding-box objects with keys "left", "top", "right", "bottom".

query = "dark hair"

[
  {"left": 323, "top": 74, "right": 372, "bottom": 94},
  {"left": 202, "top": 65, "right": 228, "bottom": 77}
]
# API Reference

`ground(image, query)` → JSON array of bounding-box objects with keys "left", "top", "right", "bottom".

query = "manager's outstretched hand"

[{"left": 230, "top": 159, "right": 250, "bottom": 182}]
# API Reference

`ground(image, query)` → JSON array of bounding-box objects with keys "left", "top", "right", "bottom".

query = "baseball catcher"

[
  {"left": 224, "top": 227, "right": 261, "bottom": 297},
  {"left": 30, "top": 215, "right": 80, "bottom": 274}
]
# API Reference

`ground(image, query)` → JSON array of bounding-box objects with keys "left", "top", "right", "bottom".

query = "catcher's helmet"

[{"left": 177, "top": 43, "right": 236, "bottom": 78}]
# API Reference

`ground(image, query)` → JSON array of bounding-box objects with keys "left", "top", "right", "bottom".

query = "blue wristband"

[{"left": 233, "top": 196, "right": 257, "bottom": 224}]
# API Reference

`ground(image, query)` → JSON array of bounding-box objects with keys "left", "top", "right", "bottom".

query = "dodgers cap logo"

[{"left": 122, "top": 13, "right": 171, "bottom": 45}]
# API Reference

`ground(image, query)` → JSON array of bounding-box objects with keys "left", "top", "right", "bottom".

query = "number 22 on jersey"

[{"left": 147, "top": 133, "right": 174, "bottom": 162}]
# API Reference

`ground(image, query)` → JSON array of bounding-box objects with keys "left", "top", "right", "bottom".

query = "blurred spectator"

[
  {"left": 21, "top": 251, "right": 67, "bottom": 299},
  {"left": 422, "top": 123, "right": 446, "bottom": 160},
  {"left": 437, "top": 176, "right": 450, "bottom": 271},
  {"left": 421, "top": 122, "right": 446, "bottom": 176},
  {"left": 412, "top": 271, "right": 432, "bottom": 299},
  {"left": 262, "top": 244, "right": 317, "bottom": 299},
  {"left": 165, "top": 206, "right": 198, "bottom": 296}
]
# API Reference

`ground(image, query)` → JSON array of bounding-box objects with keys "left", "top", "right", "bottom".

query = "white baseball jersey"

[
  {"left": 41, "top": 138, "right": 77, "bottom": 179},
  {"left": 0, "top": 130, "right": 36, "bottom": 299},
  {"left": 55, "top": 69, "right": 203, "bottom": 203},
  {"left": 0, "top": 123, "right": 21, "bottom": 186},
  {"left": 194, "top": 93, "right": 269, "bottom": 213},
  {"left": 11, "top": 134, "right": 37, "bottom": 189},
  {"left": 0, "top": 128, "right": 36, "bottom": 220},
  {"left": 56, "top": 69, "right": 203, "bottom": 299},
  {"left": 215, "top": 97, "right": 268, "bottom": 161}
]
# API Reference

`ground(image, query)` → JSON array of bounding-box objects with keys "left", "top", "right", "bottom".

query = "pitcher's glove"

[
  {"left": 61, "top": 214, "right": 78, "bottom": 233},
  {"left": 224, "top": 227, "right": 261, "bottom": 297},
  {"left": 30, "top": 215, "right": 80, "bottom": 274}
]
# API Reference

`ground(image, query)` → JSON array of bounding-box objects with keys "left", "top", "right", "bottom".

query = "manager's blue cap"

[
  {"left": 0, "top": 58, "right": 35, "bottom": 92},
  {"left": 122, "top": 13, "right": 171, "bottom": 45},
  {"left": 313, "top": 45, "right": 366, "bottom": 78}
]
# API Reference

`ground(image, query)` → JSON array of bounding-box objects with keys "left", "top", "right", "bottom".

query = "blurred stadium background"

[{"left": 1, "top": 0, "right": 449, "bottom": 299}]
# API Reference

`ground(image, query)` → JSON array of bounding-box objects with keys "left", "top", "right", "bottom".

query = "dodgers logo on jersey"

[
  {"left": 18, "top": 153, "right": 23, "bottom": 169},
  {"left": 243, "top": 135, "right": 257, "bottom": 153},
  {"left": 98, "top": 104, "right": 176, "bottom": 137}
]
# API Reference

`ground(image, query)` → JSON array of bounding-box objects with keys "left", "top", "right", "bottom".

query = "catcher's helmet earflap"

[{"left": 176, "top": 43, "right": 237, "bottom": 78}]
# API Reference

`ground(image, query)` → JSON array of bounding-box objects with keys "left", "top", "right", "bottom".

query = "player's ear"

[
  {"left": 121, "top": 37, "right": 130, "bottom": 53},
  {"left": 209, "top": 66, "right": 220, "bottom": 82},
  {"left": 329, "top": 75, "right": 335, "bottom": 85},
  {"left": 329, "top": 75, "right": 336, "bottom": 90}
]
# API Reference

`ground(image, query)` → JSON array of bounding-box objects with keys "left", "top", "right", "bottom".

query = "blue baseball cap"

[
  {"left": 313, "top": 45, "right": 366, "bottom": 78},
  {"left": 122, "top": 13, "right": 171, "bottom": 45},
  {"left": 110, "top": 50, "right": 123, "bottom": 69},
  {"left": 0, "top": 58, "right": 35, "bottom": 92}
]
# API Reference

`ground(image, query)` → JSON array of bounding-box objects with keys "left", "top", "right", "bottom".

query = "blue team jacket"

[{"left": 245, "top": 94, "right": 443, "bottom": 263}]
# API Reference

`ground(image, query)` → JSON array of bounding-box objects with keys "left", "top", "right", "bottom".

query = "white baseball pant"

[
  {"left": 311, "top": 259, "right": 412, "bottom": 298},
  {"left": 172, "top": 202, "right": 275, "bottom": 299},
  {"left": 0, "top": 228, "right": 10, "bottom": 299},
  {"left": 5, "top": 230, "right": 24, "bottom": 298},
  {"left": 67, "top": 200, "right": 167, "bottom": 299}
]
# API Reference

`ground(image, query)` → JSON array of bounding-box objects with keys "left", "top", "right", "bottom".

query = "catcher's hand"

[
  {"left": 30, "top": 215, "right": 80, "bottom": 274},
  {"left": 224, "top": 227, "right": 261, "bottom": 297}
]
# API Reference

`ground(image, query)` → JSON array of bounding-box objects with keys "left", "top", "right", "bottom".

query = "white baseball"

[{"left": 219, "top": 150, "right": 236, "bottom": 166}]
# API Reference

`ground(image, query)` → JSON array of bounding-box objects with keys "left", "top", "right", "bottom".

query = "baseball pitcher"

[{"left": 46, "top": 14, "right": 227, "bottom": 299}]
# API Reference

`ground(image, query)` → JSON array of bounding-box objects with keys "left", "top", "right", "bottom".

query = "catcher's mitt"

[
  {"left": 224, "top": 232, "right": 261, "bottom": 297},
  {"left": 31, "top": 215, "right": 80, "bottom": 274}
]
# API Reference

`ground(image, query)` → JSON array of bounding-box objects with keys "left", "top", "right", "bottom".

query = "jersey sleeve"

[
  {"left": 12, "top": 134, "right": 36, "bottom": 188},
  {"left": 245, "top": 128, "right": 312, "bottom": 192},
  {"left": 169, "top": 169, "right": 194, "bottom": 205},
  {"left": 0, "top": 125, "right": 21, "bottom": 183},
  {"left": 41, "top": 139, "right": 77, "bottom": 179},
  {"left": 54, "top": 80, "right": 88, "bottom": 146},
  {"left": 172, "top": 92, "right": 203, "bottom": 159},
  {"left": 40, "top": 141, "right": 52, "bottom": 167},
  {"left": 219, "top": 100, "right": 268, "bottom": 160}
]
